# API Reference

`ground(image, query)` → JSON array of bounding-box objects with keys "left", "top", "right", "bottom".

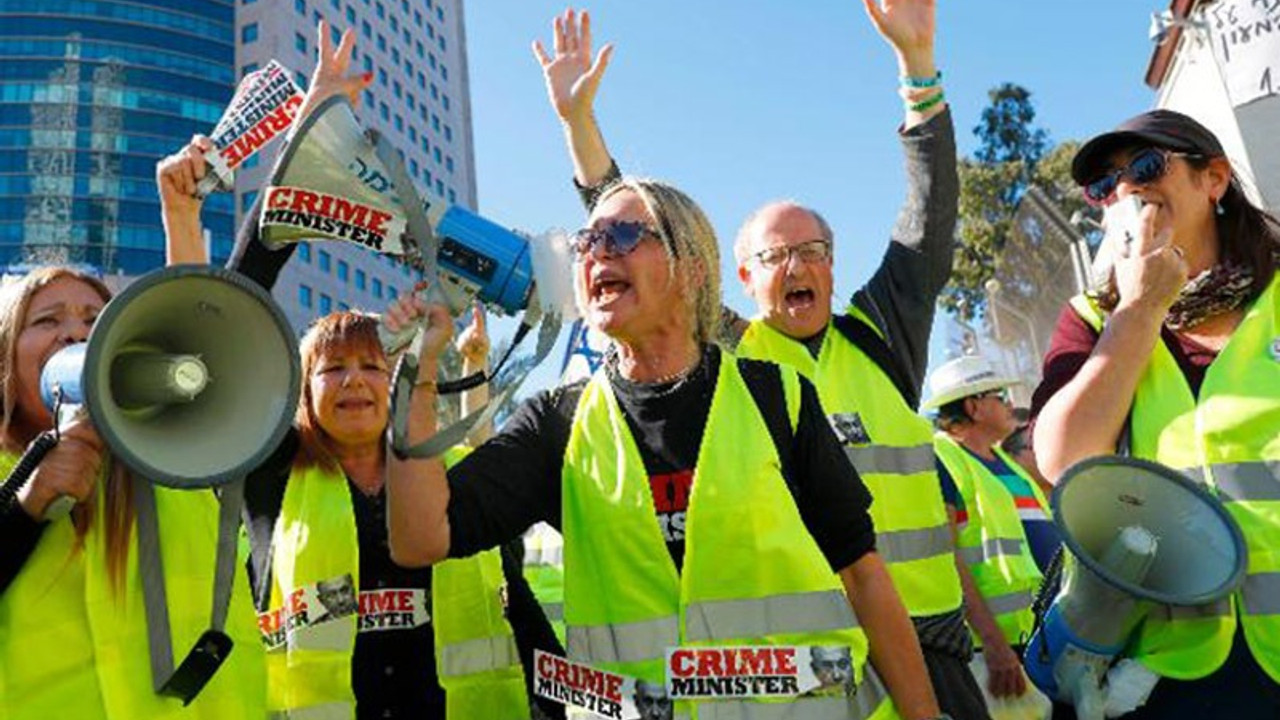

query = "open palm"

[
  {"left": 533, "top": 9, "right": 613, "bottom": 122},
  {"left": 863, "top": 0, "right": 935, "bottom": 57}
]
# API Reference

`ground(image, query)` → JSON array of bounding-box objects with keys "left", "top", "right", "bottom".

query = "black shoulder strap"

[
  {"left": 738, "top": 359, "right": 796, "bottom": 485},
  {"left": 830, "top": 313, "right": 920, "bottom": 410}
]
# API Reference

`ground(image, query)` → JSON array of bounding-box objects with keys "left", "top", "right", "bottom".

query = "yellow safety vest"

[
  {"left": 933, "top": 434, "right": 1047, "bottom": 647},
  {"left": 562, "top": 356, "right": 899, "bottom": 720},
  {"left": 523, "top": 523, "right": 565, "bottom": 644},
  {"left": 0, "top": 453, "right": 266, "bottom": 719},
  {"left": 737, "top": 315, "right": 962, "bottom": 617},
  {"left": 1069, "top": 274, "right": 1280, "bottom": 682},
  {"left": 264, "top": 448, "right": 528, "bottom": 719}
]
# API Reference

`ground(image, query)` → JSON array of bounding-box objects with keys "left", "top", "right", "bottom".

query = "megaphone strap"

[
  {"left": 136, "top": 475, "right": 245, "bottom": 704},
  {"left": 390, "top": 311, "right": 562, "bottom": 460}
]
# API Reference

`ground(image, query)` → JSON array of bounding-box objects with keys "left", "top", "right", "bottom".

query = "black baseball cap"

[{"left": 1071, "top": 109, "right": 1225, "bottom": 185}]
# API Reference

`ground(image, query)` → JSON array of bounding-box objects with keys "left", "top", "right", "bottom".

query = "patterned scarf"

[{"left": 1164, "top": 261, "right": 1256, "bottom": 331}]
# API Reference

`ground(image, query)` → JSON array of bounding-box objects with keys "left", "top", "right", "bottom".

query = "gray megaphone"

[
  {"left": 257, "top": 95, "right": 576, "bottom": 355},
  {"left": 38, "top": 265, "right": 300, "bottom": 489},
  {"left": 1024, "top": 456, "right": 1247, "bottom": 720}
]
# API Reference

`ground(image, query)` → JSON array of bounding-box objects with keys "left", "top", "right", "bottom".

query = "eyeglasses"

[
  {"left": 751, "top": 239, "right": 832, "bottom": 268},
  {"left": 1083, "top": 147, "right": 1202, "bottom": 206},
  {"left": 570, "top": 220, "right": 661, "bottom": 260}
]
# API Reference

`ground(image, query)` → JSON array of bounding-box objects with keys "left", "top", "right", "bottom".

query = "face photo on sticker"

[
  {"left": 828, "top": 413, "right": 870, "bottom": 445},
  {"left": 315, "top": 575, "right": 358, "bottom": 621},
  {"left": 810, "top": 646, "right": 853, "bottom": 694},
  {"left": 633, "top": 679, "right": 673, "bottom": 720}
]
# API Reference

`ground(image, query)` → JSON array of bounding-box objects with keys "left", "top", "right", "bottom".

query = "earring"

[{"left": 1214, "top": 197, "right": 1225, "bottom": 216}]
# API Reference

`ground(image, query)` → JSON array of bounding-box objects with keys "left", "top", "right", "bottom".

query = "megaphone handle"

[{"left": 0, "top": 430, "right": 76, "bottom": 521}]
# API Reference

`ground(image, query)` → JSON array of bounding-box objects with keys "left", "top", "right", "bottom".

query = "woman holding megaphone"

[
  {"left": 0, "top": 143, "right": 267, "bottom": 717},
  {"left": 1031, "top": 111, "right": 1280, "bottom": 718},
  {"left": 212, "top": 22, "right": 564, "bottom": 719}
]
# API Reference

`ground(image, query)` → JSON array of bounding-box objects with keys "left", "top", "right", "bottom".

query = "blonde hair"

[
  {"left": 293, "top": 311, "right": 386, "bottom": 471},
  {"left": 733, "top": 200, "right": 835, "bottom": 266},
  {"left": 591, "top": 178, "right": 722, "bottom": 345},
  {"left": 0, "top": 266, "right": 134, "bottom": 592}
]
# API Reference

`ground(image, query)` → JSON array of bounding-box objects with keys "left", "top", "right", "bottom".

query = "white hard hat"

[{"left": 922, "top": 355, "right": 1019, "bottom": 411}]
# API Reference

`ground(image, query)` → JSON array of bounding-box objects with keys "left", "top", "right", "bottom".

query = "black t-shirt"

[
  {"left": 244, "top": 431, "right": 563, "bottom": 720},
  {"left": 447, "top": 345, "right": 876, "bottom": 573}
]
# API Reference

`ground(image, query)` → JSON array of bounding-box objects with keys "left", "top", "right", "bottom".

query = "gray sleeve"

[
  {"left": 574, "top": 160, "right": 622, "bottom": 213},
  {"left": 851, "top": 107, "right": 958, "bottom": 397}
]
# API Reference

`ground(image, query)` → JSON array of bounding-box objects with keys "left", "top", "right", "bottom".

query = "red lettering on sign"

[
  {"left": 671, "top": 649, "right": 696, "bottom": 677},
  {"left": 773, "top": 647, "right": 797, "bottom": 675}
]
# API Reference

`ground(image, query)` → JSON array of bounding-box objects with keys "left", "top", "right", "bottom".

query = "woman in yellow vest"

[
  {"left": 0, "top": 140, "right": 267, "bottom": 717},
  {"left": 1032, "top": 110, "right": 1280, "bottom": 718},
  {"left": 381, "top": 175, "right": 949, "bottom": 720}
]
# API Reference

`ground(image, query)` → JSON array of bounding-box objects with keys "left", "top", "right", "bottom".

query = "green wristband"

[{"left": 908, "top": 91, "right": 946, "bottom": 113}]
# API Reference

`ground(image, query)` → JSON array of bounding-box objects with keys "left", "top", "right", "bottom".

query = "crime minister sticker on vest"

[
  {"left": 535, "top": 651, "right": 667, "bottom": 720},
  {"left": 667, "top": 645, "right": 854, "bottom": 700}
]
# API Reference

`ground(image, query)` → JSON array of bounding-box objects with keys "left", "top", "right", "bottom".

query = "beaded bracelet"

[
  {"left": 899, "top": 84, "right": 943, "bottom": 104},
  {"left": 901, "top": 70, "right": 942, "bottom": 89},
  {"left": 908, "top": 91, "right": 946, "bottom": 113}
]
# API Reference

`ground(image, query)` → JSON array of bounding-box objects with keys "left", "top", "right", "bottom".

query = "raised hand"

[
  {"left": 158, "top": 134, "right": 215, "bottom": 264},
  {"left": 293, "top": 20, "right": 372, "bottom": 131},
  {"left": 532, "top": 8, "right": 614, "bottom": 124},
  {"left": 383, "top": 294, "right": 454, "bottom": 367},
  {"left": 454, "top": 303, "right": 490, "bottom": 369},
  {"left": 862, "top": 0, "right": 936, "bottom": 76}
]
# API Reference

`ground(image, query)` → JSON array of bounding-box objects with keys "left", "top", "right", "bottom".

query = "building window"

[
  {"left": 387, "top": 286, "right": 398, "bottom": 299},
  {"left": 436, "top": 6, "right": 443, "bottom": 22},
  {"left": 428, "top": 53, "right": 436, "bottom": 70},
  {"left": 376, "top": 2, "right": 384, "bottom": 18},
  {"left": 295, "top": 33, "right": 307, "bottom": 54},
  {"left": 241, "top": 63, "right": 259, "bottom": 78},
  {"left": 390, "top": 15, "right": 398, "bottom": 32},
  {"left": 393, "top": 80, "right": 401, "bottom": 98},
  {"left": 372, "top": 277, "right": 383, "bottom": 299},
  {"left": 330, "top": 0, "right": 339, "bottom": 8},
  {"left": 363, "top": 55, "right": 373, "bottom": 72},
  {"left": 295, "top": 71, "right": 308, "bottom": 89},
  {"left": 319, "top": 294, "right": 332, "bottom": 315},
  {"left": 426, "top": 23, "right": 434, "bottom": 39},
  {"left": 430, "top": 83, "right": 438, "bottom": 100},
  {"left": 339, "top": 302, "right": 350, "bottom": 311},
  {"left": 408, "top": 125, "right": 417, "bottom": 142},
  {"left": 392, "top": 47, "right": 400, "bottom": 65},
  {"left": 438, "top": 35, "right": 446, "bottom": 52},
  {"left": 363, "top": 89, "right": 375, "bottom": 107},
  {"left": 445, "top": 156, "right": 453, "bottom": 173},
  {"left": 414, "top": 9, "right": 422, "bottom": 26},
  {"left": 441, "top": 64, "right": 448, "bottom": 82},
  {"left": 378, "top": 67, "right": 387, "bottom": 86},
  {"left": 330, "top": 25, "right": 341, "bottom": 46},
  {"left": 435, "top": 179, "right": 444, "bottom": 196},
  {"left": 394, "top": 115, "right": 403, "bottom": 133},
  {"left": 407, "top": 94, "right": 416, "bottom": 111},
  {"left": 442, "top": 94, "right": 450, "bottom": 112},
  {"left": 299, "top": 284, "right": 313, "bottom": 308},
  {"left": 355, "top": 268, "right": 366, "bottom": 290},
  {"left": 298, "top": 244, "right": 311, "bottom": 262},
  {"left": 318, "top": 249, "right": 331, "bottom": 273},
  {"left": 379, "top": 103, "right": 389, "bottom": 121},
  {"left": 403, "top": 28, "right": 411, "bottom": 45},
  {"left": 417, "top": 72, "right": 426, "bottom": 89},
  {"left": 409, "top": 158, "right": 418, "bottom": 176},
  {"left": 243, "top": 153, "right": 260, "bottom": 169},
  {"left": 362, "top": 19, "right": 371, "bottom": 38},
  {"left": 433, "top": 147, "right": 441, "bottom": 163},
  {"left": 241, "top": 23, "right": 259, "bottom": 43},
  {"left": 346, "top": 6, "right": 355, "bottom": 23},
  {"left": 337, "top": 260, "right": 349, "bottom": 282},
  {"left": 295, "top": 0, "right": 306, "bottom": 14},
  {"left": 443, "top": 125, "right": 452, "bottom": 142},
  {"left": 448, "top": 188, "right": 456, "bottom": 204},
  {"left": 240, "top": 190, "right": 258, "bottom": 212},
  {"left": 377, "top": 34, "right": 386, "bottom": 52}
]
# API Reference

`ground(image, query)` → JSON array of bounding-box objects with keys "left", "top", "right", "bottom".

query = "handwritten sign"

[{"left": 1204, "top": 0, "right": 1280, "bottom": 107}]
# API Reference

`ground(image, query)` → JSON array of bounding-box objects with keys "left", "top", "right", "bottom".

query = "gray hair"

[{"left": 733, "top": 200, "right": 835, "bottom": 265}]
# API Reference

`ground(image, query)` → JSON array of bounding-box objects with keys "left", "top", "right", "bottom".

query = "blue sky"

[{"left": 458, "top": 1, "right": 1165, "bottom": 392}]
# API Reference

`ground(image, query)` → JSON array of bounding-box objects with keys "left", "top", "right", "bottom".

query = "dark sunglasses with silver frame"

[
  {"left": 1082, "top": 147, "right": 1203, "bottom": 207},
  {"left": 570, "top": 220, "right": 662, "bottom": 260}
]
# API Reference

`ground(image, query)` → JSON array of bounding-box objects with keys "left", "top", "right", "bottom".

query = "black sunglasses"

[
  {"left": 1083, "top": 147, "right": 1202, "bottom": 206},
  {"left": 570, "top": 220, "right": 660, "bottom": 260}
]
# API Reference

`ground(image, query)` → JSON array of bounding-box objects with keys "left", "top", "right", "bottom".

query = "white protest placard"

[
  {"left": 1203, "top": 0, "right": 1280, "bottom": 107},
  {"left": 200, "top": 61, "right": 305, "bottom": 193}
]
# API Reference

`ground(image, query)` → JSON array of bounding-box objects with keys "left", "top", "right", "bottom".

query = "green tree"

[{"left": 942, "top": 83, "right": 1091, "bottom": 320}]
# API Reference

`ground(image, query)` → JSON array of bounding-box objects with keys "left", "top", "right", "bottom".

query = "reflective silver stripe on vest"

[
  {"left": 984, "top": 590, "right": 1033, "bottom": 616},
  {"left": 693, "top": 664, "right": 889, "bottom": 720},
  {"left": 566, "top": 614, "right": 678, "bottom": 666},
  {"left": 270, "top": 702, "right": 351, "bottom": 720},
  {"left": 439, "top": 634, "right": 519, "bottom": 678},
  {"left": 542, "top": 601, "right": 564, "bottom": 622},
  {"left": 1243, "top": 572, "right": 1280, "bottom": 616},
  {"left": 877, "top": 524, "right": 953, "bottom": 565},
  {"left": 1212, "top": 461, "right": 1280, "bottom": 502},
  {"left": 957, "top": 537, "right": 1024, "bottom": 566},
  {"left": 287, "top": 619, "right": 353, "bottom": 653},
  {"left": 844, "top": 443, "right": 935, "bottom": 476},
  {"left": 684, "top": 590, "right": 858, "bottom": 643},
  {"left": 1158, "top": 598, "right": 1233, "bottom": 621}
]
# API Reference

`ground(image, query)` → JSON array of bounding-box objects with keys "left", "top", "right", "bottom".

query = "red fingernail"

[{"left": 362, "top": 72, "right": 373, "bottom": 83}]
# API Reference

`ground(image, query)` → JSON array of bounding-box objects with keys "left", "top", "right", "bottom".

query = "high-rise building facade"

[
  {"left": 0, "top": 0, "right": 237, "bottom": 276},
  {"left": 236, "top": 0, "right": 477, "bottom": 331}
]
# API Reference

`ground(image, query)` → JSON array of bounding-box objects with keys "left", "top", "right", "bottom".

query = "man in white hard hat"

[{"left": 925, "top": 355, "right": 1059, "bottom": 706}]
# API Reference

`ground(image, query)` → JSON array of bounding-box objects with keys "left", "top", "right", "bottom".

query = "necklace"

[{"left": 609, "top": 347, "right": 702, "bottom": 385}]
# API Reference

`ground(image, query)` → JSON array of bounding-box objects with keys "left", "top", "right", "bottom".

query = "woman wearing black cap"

[{"left": 1030, "top": 109, "right": 1280, "bottom": 718}]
